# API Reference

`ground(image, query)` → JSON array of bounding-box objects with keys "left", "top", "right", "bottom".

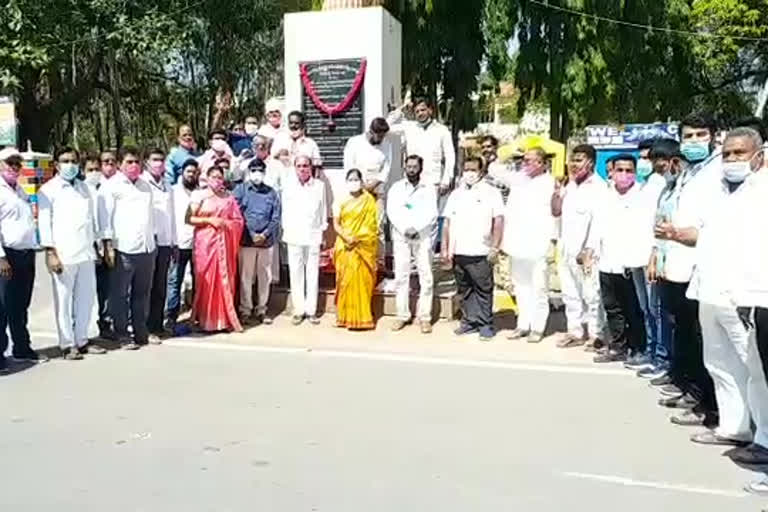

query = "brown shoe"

[
  {"left": 390, "top": 319, "right": 408, "bottom": 332},
  {"left": 419, "top": 321, "right": 433, "bottom": 334}
]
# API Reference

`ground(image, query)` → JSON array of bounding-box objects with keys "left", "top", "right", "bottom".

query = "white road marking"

[
  {"left": 162, "top": 339, "right": 630, "bottom": 376},
  {"left": 562, "top": 471, "right": 749, "bottom": 498},
  {"left": 30, "top": 331, "right": 629, "bottom": 376}
]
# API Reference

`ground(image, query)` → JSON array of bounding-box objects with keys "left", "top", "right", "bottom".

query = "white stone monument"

[{"left": 283, "top": 4, "right": 403, "bottom": 200}]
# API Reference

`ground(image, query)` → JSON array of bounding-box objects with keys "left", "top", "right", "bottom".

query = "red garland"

[{"left": 300, "top": 58, "right": 367, "bottom": 117}]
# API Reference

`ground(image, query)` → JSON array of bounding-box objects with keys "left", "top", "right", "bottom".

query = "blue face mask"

[
  {"left": 59, "top": 163, "right": 80, "bottom": 181},
  {"left": 680, "top": 141, "right": 710, "bottom": 163},
  {"left": 637, "top": 160, "right": 653, "bottom": 181}
]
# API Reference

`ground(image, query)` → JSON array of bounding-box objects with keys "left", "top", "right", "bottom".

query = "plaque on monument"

[{"left": 301, "top": 58, "right": 365, "bottom": 169}]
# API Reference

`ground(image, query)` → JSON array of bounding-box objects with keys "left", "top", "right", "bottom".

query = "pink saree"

[{"left": 191, "top": 192, "right": 244, "bottom": 332}]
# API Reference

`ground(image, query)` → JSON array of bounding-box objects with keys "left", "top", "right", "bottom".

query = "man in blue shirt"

[
  {"left": 233, "top": 158, "right": 281, "bottom": 325},
  {"left": 164, "top": 124, "right": 201, "bottom": 184}
]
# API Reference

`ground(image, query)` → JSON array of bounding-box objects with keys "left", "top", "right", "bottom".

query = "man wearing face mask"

[
  {"left": 198, "top": 129, "right": 235, "bottom": 178},
  {"left": 387, "top": 155, "right": 438, "bottom": 333},
  {"left": 647, "top": 138, "right": 717, "bottom": 427},
  {"left": 142, "top": 149, "right": 177, "bottom": 344},
  {"left": 503, "top": 147, "right": 555, "bottom": 343},
  {"left": 593, "top": 155, "right": 654, "bottom": 363},
  {"left": 0, "top": 148, "right": 47, "bottom": 370},
  {"left": 678, "top": 113, "right": 721, "bottom": 183},
  {"left": 270, "top": 111, "right": 321, "bottom": 166},
  {"left": 686, "top": 127, "right": 768, "bottom": 458},
  {"left": 38, "top": 147, "right": 105, "bottom": 360},
  {"left": 166, "top": 159, "right": 200, "bottom": 331},
  {"left": 442, "top": 157, "right": 504, "bottom": 341},
  {"left": 98, "top": 147, "right": 157, "bottom": 350},
  {"left": 234, "top": 158, "right": 281, "bottom": 326},
  {"left": 230, "top": 115, "right": 261, "bottom": 156},
  {"left": 83, "top": 154, "right": 101, "bottom": 188},
  {"left": 281, "top": 155, "right": 327, "bottom": 325},
  {"left": 165, "top": 124, "right": 201, "bottom": 185},
  {"left": 259, "top": 98, "right": 285, "bottom": 140},
  {"left": 552, "top": 144, "right": 607, "bottom": 349},
  {"left": 344, "top": 118, "right": 393, "bottom": 269}
]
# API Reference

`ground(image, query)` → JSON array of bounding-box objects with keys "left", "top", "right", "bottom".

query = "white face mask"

[
  {"left": 722, "top": 161, "right": 752, "bottom": 183},
  {"left": 463, "top": 170, "right": 480, "bottom": 186},
  {"left": 85, "top": 171, "right": 100, "bottom": 186},
  {"left": 245, "top": 123, "right": 259, "bottom": 136},
  {"left": 347, "top": 179, "right": 362, "bottom": 193},
  {"left": 250, "top": 171, "right": 265, "bottom": 185}
]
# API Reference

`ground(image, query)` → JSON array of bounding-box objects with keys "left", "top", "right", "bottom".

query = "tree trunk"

[
  {"left": 17, "top": 73, "right": 53, "bottom": 151},
  {"left": 109, "top": 51, "right": 124, "bottom": 152}
]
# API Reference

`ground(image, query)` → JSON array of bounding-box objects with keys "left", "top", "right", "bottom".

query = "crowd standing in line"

[{"left": 1, "top": 100, "right": 768, "bottom": 492}]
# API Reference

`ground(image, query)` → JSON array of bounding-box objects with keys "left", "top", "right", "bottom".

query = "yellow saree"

[{"left": 334, "top": 192, "right": 378, "bottom": 329}]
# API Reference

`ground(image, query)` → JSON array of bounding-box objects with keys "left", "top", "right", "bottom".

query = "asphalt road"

[{"left": 2, "top": 253, "right": 767, "bottom": 510}]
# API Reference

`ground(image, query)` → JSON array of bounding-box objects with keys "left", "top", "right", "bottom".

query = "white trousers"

[
  {"left": 393, "top": 233, "right": 434, "bottom": 322},
  {"left": 509, "top": 256, "right": 549, "bottom": 333},
  {"left": 559, "top": 257, "right": 600, "bottom": 339},
  {"left": 51, "top": 261, "right": 98, "bottom": 349},
  {"left": 239, "top": 246, "right": 274, "bottom": 316},
  {"left": 287, "top": 244, "right": 320, "bottom": 317},
  {"left": 701, "top": 303, "right": 768, "bottom": 445}
]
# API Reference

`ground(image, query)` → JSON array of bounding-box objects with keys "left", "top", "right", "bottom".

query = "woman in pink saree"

[{"left": 186, "top": 166, "right": 244, "bottom": 332}]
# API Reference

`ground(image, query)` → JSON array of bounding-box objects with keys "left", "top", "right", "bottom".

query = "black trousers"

[
  {"left": 95, "top": 261, "right": 112, "bottom": 335},
  {"left": 112, "top": 250, "right": 156, "bottom": 344},
  {"left": 454, "top": 255, "right": 494, "bottom": 329},
  {"left": 599, "top": 271, "right": 646, "bottom": 353},
  {"left": 659, "top": 280, "right": 716, "bottom": 411},
  {"left": 0, "top": 248, "right": 35, "bottom": 357},
  {"left": 756, "top": 308, "right": 768, "bottom": 382},
  {"left": 148, "top": 246, "right": 172, "bottom": 333}
]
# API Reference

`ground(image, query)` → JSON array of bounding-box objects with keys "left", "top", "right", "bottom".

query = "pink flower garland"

[{"left": 300, "top": 59, "right": 367, "bottom": 116}]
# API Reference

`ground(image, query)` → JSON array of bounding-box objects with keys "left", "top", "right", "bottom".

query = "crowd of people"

[{"left": 0, "top": 99, "right": 767, "bottom": 491}]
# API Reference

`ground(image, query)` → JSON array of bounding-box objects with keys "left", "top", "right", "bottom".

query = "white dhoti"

[
  {"left": 239, "top": 246, "right": 275, "bottom": 317},
  {"left": 287, "top": 244, "right": 320, "bottom": 317},
  {"left": 559, "top": 256, "right": 600, "bottom": 339},
  {"left": 392, "top": 232, "right": 434, "bottom": 322},
  {"left": 508, "top": 256, "right": 550, "bottom": 334},
  {"left": 51, "top": 261, "right": 98, "bottom": 349}
]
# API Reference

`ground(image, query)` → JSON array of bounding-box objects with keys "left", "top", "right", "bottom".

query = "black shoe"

[
  {"left": 251, "top": 314, "right": 264, "bottom": 326},
  {"left": 454, "top": 323, "right": 479, "bottom": 336},
  {"left": 593, "top": 350, "right": 627, "bottom": 363},
  {"left": 624, "top": 353, "right": 653, "bottom": 370},
  {"left": 670, "top": 410, "right": 706, "bottom": 427},
  {"left": 11, "top": 350, "right": 48, "bottom": 363},
  {"left": 727, "top": 443, "right": 768, "bottom": 465},
  {"left": 649, "top": 373, "right": 674, "bottom": 387},
  {"left": 0, "top": 356, "right": 8, "bottom": 374},
  {"left": 478, "top": 326, "right": 496, "bottom": 342},
  {"left": 63, "top": 347, "right": 84, "bottom": 361},
  {"left": 659, "top": 394, "right": 698, "bottom": 409}
]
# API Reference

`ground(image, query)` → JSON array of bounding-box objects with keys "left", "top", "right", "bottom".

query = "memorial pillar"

[{"left": 284, "top": 6, "right": 402, "bottom": 201}]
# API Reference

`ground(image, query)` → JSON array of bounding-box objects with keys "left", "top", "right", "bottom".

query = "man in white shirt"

[
  {"left": 258, "top": 97, "right": 285, "bottom": 140},
  {"left": 38, "top": 147, "right": 106, "bottom": 360},
  {"left": 387, "top": 97, "right": 456, "bottom": 196},
  {"left": 0, "top": 148, "right": 47, "bottom": 370},
  {"left": 165, "top": 159, "right": 199, "bottom": 330},
  {"left": 593, "top": 155, "right": 655, "bottom": 364},
  {"left": 387, "top": 155, "right": 438, "bottom": 334},
  {"left": 551, "top": 144, "right": 606, "bottom": 348},
  {"left": 686, "top": 127, "right": 768, "bottom": 459},
  {"left": 270, "top": 111, "right": 322, "bottom": 166},
  {"left": 649, "top": 119, "right": 720, "bottom": 427},
  {"left": 98, "top": 147, "right": 157, "bottom": 350},
  {"left": 503, "top": 147, "right": 555, "bottom": 343},
  {"left": 344, "top": 117, "right": 393, "bottom": 268},
  {"left": 442, "top": 157, "right": 504, "bottom": 341},
  {"left": 282, "top": 155, "right": 327, "bottom": 325},
  {"left": 142, "top": 148, "right": 177, "bottom": 343}
]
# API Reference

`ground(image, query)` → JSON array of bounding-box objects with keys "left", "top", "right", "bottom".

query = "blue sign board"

[{"left": 586, "top": 123, "right": 679, "bottom": 149}]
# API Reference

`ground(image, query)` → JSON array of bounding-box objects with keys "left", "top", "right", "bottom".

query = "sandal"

[{"left": 557, "top": 335, "right": 585, "bottom": 348}]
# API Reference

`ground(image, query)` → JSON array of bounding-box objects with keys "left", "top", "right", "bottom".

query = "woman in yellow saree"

[{"left": 333, "top": 169, "right": 378, "bottom": 330}]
